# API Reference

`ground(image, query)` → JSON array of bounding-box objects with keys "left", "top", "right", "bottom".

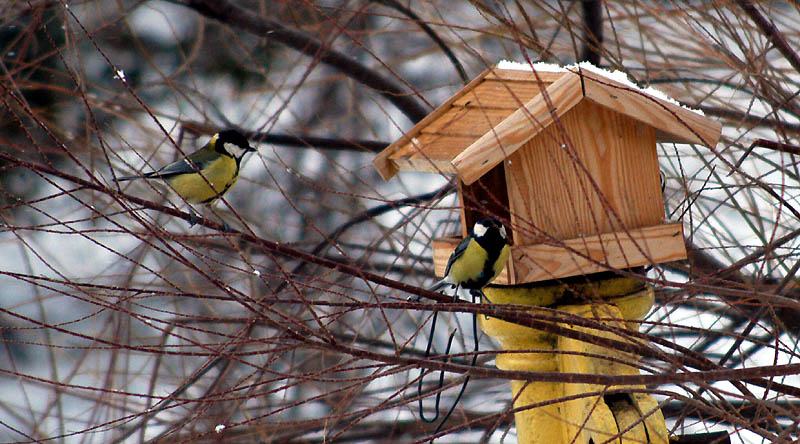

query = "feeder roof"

[{"left": 373, "top": 64, "right": 722, "bottom": 185}]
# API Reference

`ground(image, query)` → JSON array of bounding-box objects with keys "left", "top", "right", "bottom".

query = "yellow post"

[{"left": 480, "top": 277, "right": 668, "bottom": 444}]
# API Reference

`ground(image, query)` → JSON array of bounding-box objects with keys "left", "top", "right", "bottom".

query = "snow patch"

[
  {"left": 497, "top": 60, "right": 564, "bottom": 73},
  {"left": 496, "top": 60, "right": 704, "bottom": 115}
]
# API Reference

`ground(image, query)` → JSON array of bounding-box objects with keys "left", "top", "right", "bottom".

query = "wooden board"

[
  {"left": 484, "top": 69, "right": 565, "bottom": 83},
  {"left": 388, "top": 134, "right": 475, "bottom": 161},
  {"left": 505, "top": 100, "right": 663, "bottom": 244},
  {"left": 432, "top": 223, "right": 685, "bottom": 284},
  {"left": 510, "top": 222, "right": 686, "bottom": 283},
  {"left": 451, "top": 73, "right": 585, "bottom": 185},
  {"left": 372, "top": 66, "right": 494, "bottom": 180},
  {"left": 452, "top": 79, "right": 547, "bottom": 108},
  {"left": 373, "top": 66, "right": 556, "bottom": 180},
  {"left": 375, "top": 65, "right": 721, "bottom": 182},
  {"left": 579, "top": 69, "right": 721, "bottom": 147},
  {"left": 422, "top": 106, "right": 512, "bottom": 137},
  {"left": 388, "top": 156, "right": 457, "bottom": 175}
]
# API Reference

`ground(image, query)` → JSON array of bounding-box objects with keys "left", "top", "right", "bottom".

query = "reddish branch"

[
  {"left": 733, "top": 138, "right": 800, "bottom": 170},
  {"left": 9, "top": 151, "right": 800, "bottom": 386},
  {"left": 735, "top": 0, "right": 800, "bottom": 77},
  {"left": 694, "top": 105, "right": 800, "bottom": 135}
]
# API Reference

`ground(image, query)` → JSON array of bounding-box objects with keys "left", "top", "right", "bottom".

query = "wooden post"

[{"left": 480, "top": 278, "right": 668, "bottom": 444}]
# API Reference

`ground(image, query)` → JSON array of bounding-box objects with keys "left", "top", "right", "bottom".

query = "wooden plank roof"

[{"left": 374, "top": 64, "right": 721, "bottom": 184}]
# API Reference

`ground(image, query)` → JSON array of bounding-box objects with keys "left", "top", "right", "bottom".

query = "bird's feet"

[
  {"left": 469, "top": 289, "right": 486, "bottom": 303},
  {"left": 470, "top": 289, "right": 491, "bottom": 319}
]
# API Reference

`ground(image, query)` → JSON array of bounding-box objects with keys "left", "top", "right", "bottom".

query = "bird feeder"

[{"left": 373, "top": 63, "right": 721, "bottom": 283}]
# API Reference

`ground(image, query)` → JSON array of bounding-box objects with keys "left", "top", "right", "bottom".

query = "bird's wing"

[
  {"left": 142, "top": 147, "right": 218, "bottom": 179},
  {"left": 443, "top": 236, "right": 471, "bottom": 278}
]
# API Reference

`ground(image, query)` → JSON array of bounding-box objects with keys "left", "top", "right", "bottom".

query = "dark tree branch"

[
  {"left": 580, "top": 0, "right": 603, "bottom": 65},
  {"left": 371, "top": 0, "right": 469, "bottom": 84},
  {"left": 181, "top": 121, "right": 390, "bottom": 153},
  {"left": 662, "top": 399, "right": 800, "bottom": 438},
  {"left": 670, "top": 432, "right": 731, "bottom": 444},
  {"left": 250, "top": 132, "right": 387, "bottom": 152},
  {"left": 0, "top": 150, "right": 454, "bottom": 304},
  {"left": 693, "top": 105, "right": 800, "bottom": 135},
  {"left": 735, "top": 0, "right": 800, "bottom": 76},
  {"left": 169, "top": 0, "right": 430, "bottom": 123},
  {"left": 733, "top": 138, "right": 800, "bottom": 170}
]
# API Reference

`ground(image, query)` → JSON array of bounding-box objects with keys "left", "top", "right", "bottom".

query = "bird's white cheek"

[
  {"left": 223, "top": 142, "right": 247, "bottom": 158},
  {"left": 473, "top": 223, "right": 488, "bottom": 237}
]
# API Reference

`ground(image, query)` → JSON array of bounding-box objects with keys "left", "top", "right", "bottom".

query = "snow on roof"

[
  {"left": 497, "top": 60, "right": 565, "bottom": 72},
  {"left": 496, "top": 60, "right": 704, "bottom": 116}
]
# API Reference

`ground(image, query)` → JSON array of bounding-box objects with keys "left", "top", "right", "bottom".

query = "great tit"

[
  {"left": 416, "top": 217, "right": 510, "bottom": 431},
  {"left": 430, "top": 217, "right": 510, "bottom": 293},
  {"left": 116, "top": 129, "right": 256, "bottom": 206}
]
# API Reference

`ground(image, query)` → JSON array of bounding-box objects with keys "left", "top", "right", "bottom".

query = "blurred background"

[{"left": 1, "top": 1, "right": 799, "bottom": 442}]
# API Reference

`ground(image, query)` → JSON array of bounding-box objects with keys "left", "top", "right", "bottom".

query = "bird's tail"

[
  {"left": 116, "top": 171, "right": 157, "bottom": 182},
  {"left": 408, "top": 278, "right": 451, "bottom": 302},
  {"left": 427, "top": 279, "right": 450, "bottom": 292}
]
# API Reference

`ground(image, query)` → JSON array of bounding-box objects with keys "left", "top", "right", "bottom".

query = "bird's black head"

[
  {"left": 472, "top": 217, "right": 508, "bottom": 249},
  {"left": 215, "top": 129, "right": 255, "bottom": 159}
]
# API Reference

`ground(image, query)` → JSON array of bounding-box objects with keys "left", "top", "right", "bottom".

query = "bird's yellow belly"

[
  {"left": 449, "top": 242, "right": 510, "bottom": 288},
  {"left": 493, "top": 244, "right": 510, "bottom": 279},
  {"left": 448, "top": 241, "right": 488, "bottom": 284},
  {"left": 168, "top": 157, "right": 238, "bottom": 204}
]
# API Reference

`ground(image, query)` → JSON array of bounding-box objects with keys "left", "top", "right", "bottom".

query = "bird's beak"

[{"left": 246, "top": 145, "right": 256, "bottom": 153}]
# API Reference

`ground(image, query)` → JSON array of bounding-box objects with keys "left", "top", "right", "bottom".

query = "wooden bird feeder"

[{"left": 373, "top": 63, "right": 721, "bottom": 284}]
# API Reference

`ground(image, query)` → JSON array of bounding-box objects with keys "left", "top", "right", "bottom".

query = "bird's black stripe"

[{"left": 462, "top": 228, "right": 506, "bottom": 289}]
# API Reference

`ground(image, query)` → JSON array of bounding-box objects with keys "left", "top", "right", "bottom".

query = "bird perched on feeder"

[
  {"left": 116, "top": 129, "right": 256, "bottom": 225},
  {"left": 416, "top": 216, "right": 510, "bottom": 431},
  {"left": 429, "top": 217, "right": 510, "bottom": 295}
]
